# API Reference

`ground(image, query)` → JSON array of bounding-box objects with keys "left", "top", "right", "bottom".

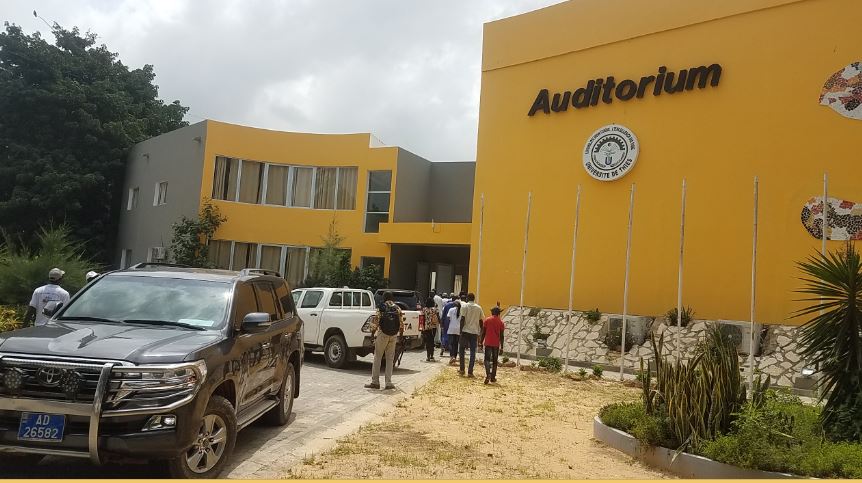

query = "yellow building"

[
  {"left": 116, "top": 121, "right": 474, "bottom": 292},
  {"left": 470, "top": 0, "right": 861, "bottom": 324}
]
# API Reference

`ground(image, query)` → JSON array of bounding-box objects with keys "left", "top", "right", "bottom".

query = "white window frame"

[
  {"left": 127, "top": 187, "right": 139, "bottom": 211},
  {"left": 153, "top": 181, "right": 168, "bottom": 206},
  {"left": 364, "top": 170, "right": 392, "bottom": 233}
]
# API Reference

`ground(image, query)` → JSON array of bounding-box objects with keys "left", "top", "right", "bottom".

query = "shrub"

[
  {"left": 603, "top": 325, "right": 633, "bottom": 352},
  {"left": 578, "top": 367, "right": 587, "bottom": 378},
  {"left": 537, "top": 356, "right": 562, "bottom": 373},
  {"left": 0, "top": 226, "right": 96, "bottom": 304},
  {"left": 502, "top": 356, "right": 510, "bottom": 364},
  {"left": 169, "top": 200, "right": 225, "bottom": 267},
  {"left": 599, "top": 402, "right": 677, "bottom": 448},
  {"left": 795, "top": 242, "right": 862, "bottom": 441},
  {"left": 664, "top": 306, "right": 695, "bottom": 327},
  {"left": 592, "top": 365, "right": 603, "bottom": 378},
  {"left": 585, "top": 308, "right": 601, "bottom": 323},
  {"left": 0, "top": 305, "right": 25, "bottom": 332}
]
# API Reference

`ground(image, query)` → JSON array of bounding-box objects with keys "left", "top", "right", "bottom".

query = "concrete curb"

[{"left": 593, "top": 416, "right": 803, "bottom": 479}]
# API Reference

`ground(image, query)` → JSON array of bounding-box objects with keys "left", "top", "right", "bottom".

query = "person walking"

[
  {"left": 480, "top": 306, "right": 506, "bottom": 384},
  {"left": 365, "top": 291, "right": 404, "bottom": 390},
  {"left": 445, "top": 295, "right": 462, "bottom": 365},
  {"left": 422, "top": 297, "right": 440, "bottom": 362},
  {"left": 24, "top": 268, "right": 70, "bottom": 327},
  {"left": 440, "top": 293, "right": 456, "bottom": 357},
  {"left": 459, "top": 293, "right": 485, "bottom": 377}
]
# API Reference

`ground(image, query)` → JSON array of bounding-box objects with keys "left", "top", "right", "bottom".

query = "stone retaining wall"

[{"left": 500, "top": 307, "right": 813, "bottom": 389}]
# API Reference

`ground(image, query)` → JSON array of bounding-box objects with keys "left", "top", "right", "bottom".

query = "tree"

[
  {"left": 795, "top": 242, "right": 862, "bottom": 441},
  {"left": 0, "top": 23, "right": 188, "bottom": 263},
  {"left": 169, "top": 200, "right": 225, "bottom": 268},
  {"left": 0, "top": 226, "right": 96, "bottom": 304},
  {"left": 306, "top": 218, "right": 351, "bottom": 287}
]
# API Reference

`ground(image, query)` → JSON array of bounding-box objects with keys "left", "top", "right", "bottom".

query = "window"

[
  {"left": 285, "top": 247, "right": 308, "bottom": 289},
  {"left": 154, "top": 181, "right": 168, "bottom": 206},
  {"left": 232, "top": 242, "right": 258, "bottom": 270},
  {"left": 238, "top": 160, "right": 263, "bottom": 204},
  {"left": 362, "top": 292, "right": 372, "bottom": 307},
  {"left": 254, "top": 282, "right": 279, "bottom": 321},
  {"left": 301, "top": 290, "right": 323, "bottom": 308},
  {"left": 361, "top": 257, "right": 386, "bottom": 270},
  {"left": 364, "top": 170, "right": 391, "bottom": 233},
  {"left": 233, "top": 283, "right": 258, "bottom": 325},
  {"left": 208, "top": 240, "right": 232, "bottom": 270},
  {"left": 336, "top": 167, "right": 358, "bottom": 210},
  {"left": 291, "top": 167, "right": 314, "bottom": 208},
  {"left": 259, "top": 245, "right": 282, "bottom": 274},
  {"left": 291, "top": 290, "right": 303, "bottom": 306},
  {"left": 329, "top": 291, "right": 343, "bottom": 307},
  {"left": 213, "top": 156, "right": 239, "bottom": 201},
  {"left": 265, "top": 164, "right": 289, "bottom": 205},
  {"left": 276, "top": 283, "right": 296, "bottom": 316},
  {"left": 127, "top": 187, "right": 139, "bottom": 211},
  {"left": 314, "top": 167, "right": 338, "bottom": 209}
]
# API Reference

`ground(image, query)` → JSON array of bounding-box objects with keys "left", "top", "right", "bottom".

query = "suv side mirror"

[
  {"left": 43, "top": 301, "right": 63, "bottom": 318},
  {"left": 241, "top": 312, "right": 272, "bottom": 333}
]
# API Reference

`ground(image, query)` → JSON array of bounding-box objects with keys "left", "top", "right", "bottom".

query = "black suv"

[{"left": 0, "top": 264, "right": 303, "bottom": 478}]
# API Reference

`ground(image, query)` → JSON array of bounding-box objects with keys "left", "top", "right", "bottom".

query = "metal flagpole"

[
  {"left": 563, "top": 186, "right": 582, "bottom": 374},
  {"left": 817, "top": 173, "right": 828, "bottom": 399},
  {"left": 620, "top": 184, "right": 635, "bottom": 381},
  {"left": 676, "top": 178, "right": 687, "bottom": 361},
  {"left": 748, "top": 176, "right": 759, "bottom": 388},
  {"left": 516, "top": 192, "right": 533, "bottom": 367},
  {"left": 476, "top": 193, "right": 485, "bottom": 305}
]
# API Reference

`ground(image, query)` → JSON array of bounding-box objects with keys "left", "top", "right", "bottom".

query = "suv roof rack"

[
  {"left": 128, "top": 262, "right": 190, "bottom": 270},
  {"left": 239, "top": 268, "right": 282, "bottom": 278}
]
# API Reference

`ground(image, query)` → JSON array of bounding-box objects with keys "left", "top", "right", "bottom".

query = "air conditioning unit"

[
  {"left": 150, "top": 246, "right": 167, "bottom": 262},
  {"left": 717, "top": 320, "right": 763, "bottom": 356}
]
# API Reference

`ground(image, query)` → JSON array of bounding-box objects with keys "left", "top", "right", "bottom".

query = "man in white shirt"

[
  {"left": 459, "top": 293, "right": 485, "bottom": 377},
  {"left": 24, "top": 268, "right": 71, "bottom": 327}
]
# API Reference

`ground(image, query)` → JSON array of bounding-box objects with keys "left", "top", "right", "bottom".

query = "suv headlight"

[{"left": 108, "top": 360, "right": 207, "bottom": 406}]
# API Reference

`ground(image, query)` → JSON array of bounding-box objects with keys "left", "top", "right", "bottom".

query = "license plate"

[{"left": 17, "top": 413, "right": 65, "bottom": 442}]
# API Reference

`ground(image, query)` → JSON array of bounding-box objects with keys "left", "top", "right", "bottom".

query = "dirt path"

[{"left": 285, "top": 363, "right": 672, "bottom": 479}]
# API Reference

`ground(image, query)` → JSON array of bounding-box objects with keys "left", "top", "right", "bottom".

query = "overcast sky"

[{"left": 1, "top": 0, "right": 563, "bottom": 161}]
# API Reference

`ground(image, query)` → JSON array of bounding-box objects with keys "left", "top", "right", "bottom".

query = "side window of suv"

[
  {"left": 233, "top": 283, "right": 259, "bottom": 327},
  {"left": 277, "top": 284, "right": 296, "bottom": 317},
  {"left": 253, "top": 282, "right": 280, "bottom": 321},
  {"left": 300, "top": 290, "right": 323, "bottom": 308}
]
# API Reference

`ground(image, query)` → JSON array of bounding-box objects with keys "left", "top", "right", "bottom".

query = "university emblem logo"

[{"left": 582, "top": 124, "right": 639, "bottom": 181}]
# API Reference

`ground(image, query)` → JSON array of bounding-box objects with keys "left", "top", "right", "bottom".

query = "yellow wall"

[
  {"left": 471, "top": 0, "right": 861, "bottom": 324},
  {"left": 198, "top": 121, "right": 396, "bottom": 273}
]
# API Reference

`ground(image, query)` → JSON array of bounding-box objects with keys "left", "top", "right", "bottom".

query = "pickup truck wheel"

[
  {"left": 264, "top": 362, "right": 295, "bottom": 426},
  {"left": 166, "top": 395, "right": 236, "bottom": 478},
  {"left": 324, "top": 334, "right": 348, "bottom": 368}
]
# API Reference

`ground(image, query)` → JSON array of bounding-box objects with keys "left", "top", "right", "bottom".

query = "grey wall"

[
  {"left": 115, "top": 121, "right": 207, "bottom": 268},
  {"left": 430, "top": 162, "right": 475, "bottom": 223},
  {"left": 392, "top": 148, "right": 431, "bottom": 222}
]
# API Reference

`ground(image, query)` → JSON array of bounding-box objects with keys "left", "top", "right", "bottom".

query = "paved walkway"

[{"left": 7, "top": 350, "right": 443, "bottom": 478}]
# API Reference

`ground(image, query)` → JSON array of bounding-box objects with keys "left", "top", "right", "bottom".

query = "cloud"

[{"left": 2, "top": 0, "right": 562, "bottom": 160}]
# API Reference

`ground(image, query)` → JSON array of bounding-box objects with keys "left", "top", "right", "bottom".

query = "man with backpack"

[{"left": 365, "top": 291, "right": 405, "bottom": 390}]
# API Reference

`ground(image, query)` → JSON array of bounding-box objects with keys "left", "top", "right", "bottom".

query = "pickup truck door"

[
  {"left": 296, "top": 289, "right": 325, "bottom": 346},
  {"left": 319, "top": 291, "right": 370, "bottom": 347}
]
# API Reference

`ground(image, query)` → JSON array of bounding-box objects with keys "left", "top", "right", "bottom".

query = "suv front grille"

[{"left": 0, "top": 355, "right": 125, "bottom": 403}]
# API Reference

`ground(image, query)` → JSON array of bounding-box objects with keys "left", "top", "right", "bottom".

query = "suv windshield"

[
  {"left": 60, "top": 275, "right": 232, "bottom": 329},
  {"left": 377, "top": 291, "right": 420, "bottom": 310}
]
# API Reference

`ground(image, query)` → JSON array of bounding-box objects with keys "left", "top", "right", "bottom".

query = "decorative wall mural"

[
  {"left": 801, "top": 196, "right": 862, "bottom": 241},
  {"left": 819, "top": 61, "right": 862, "bottom": 120}
]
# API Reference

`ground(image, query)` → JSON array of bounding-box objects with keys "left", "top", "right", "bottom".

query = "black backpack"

[{"left": 379, "top": 303, "right": 400, "bottom": 336}]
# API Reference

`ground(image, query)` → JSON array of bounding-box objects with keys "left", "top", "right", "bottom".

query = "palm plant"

[{"left": 795, "top": 242, "right": 862, "bottom": 441}]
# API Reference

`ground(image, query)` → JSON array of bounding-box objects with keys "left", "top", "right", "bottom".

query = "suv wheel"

[
  {"left": 324, "top": 334, "right": 348, "bottom": 368},
  {"left": 264, "top": 361, "right": 296, "bottom": 426},
  {"left": 167, "top": 395, "right": 236, "bottom": 478}
]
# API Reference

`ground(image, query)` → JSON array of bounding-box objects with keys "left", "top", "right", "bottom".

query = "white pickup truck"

[{"left": 292, "top": 287, "right": 421, "bottom": 368}]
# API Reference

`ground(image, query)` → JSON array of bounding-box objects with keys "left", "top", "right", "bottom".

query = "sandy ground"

[{"left": 284, "top": 362, "right": 672, "bottom": 479}]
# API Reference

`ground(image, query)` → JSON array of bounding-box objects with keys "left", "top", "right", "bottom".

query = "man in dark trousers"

[{"left": 480, "top": 306, "right": 506, "bottom": 384}]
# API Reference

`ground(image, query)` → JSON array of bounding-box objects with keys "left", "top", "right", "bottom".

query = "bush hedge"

[
  {"left": 600, "top": 391, "right": 862, "bottom": 478},
  {"left": 0, "top": 305, "right": 25, "bottom": 332}
]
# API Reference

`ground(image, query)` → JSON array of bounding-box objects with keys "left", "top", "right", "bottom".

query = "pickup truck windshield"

[
  {"left": 377, "top": 291, "right": 420, "bottom": 310},
  {"left": 60, "top": 275, "right": 231, "bottom": 329}
]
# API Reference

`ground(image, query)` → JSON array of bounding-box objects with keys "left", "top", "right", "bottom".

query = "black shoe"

[
  {"left": 364, "top": 383, "right": 380, "bottom": 389},
  {"left": 467, "top": 373, "right": 475, "bottom": 378},
  {"left": 429, "top": 357, "right": 436, "bottom": 362},
  {"left": 484, "top": 378, "right": 490, "bottom": 385},
  {"left": 490, "top": 377, "right": 497, "bottom": 383},
  {"left": 384, "top": 384, "right": 396, "bottom": 390}
]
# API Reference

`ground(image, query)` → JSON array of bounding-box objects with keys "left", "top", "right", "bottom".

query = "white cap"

[
  {"left": 48, "top": 268, "right": 65, "bottom": 282},
  {"left": 86, "top": 271, "right": 99, "bottom": 281}
]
